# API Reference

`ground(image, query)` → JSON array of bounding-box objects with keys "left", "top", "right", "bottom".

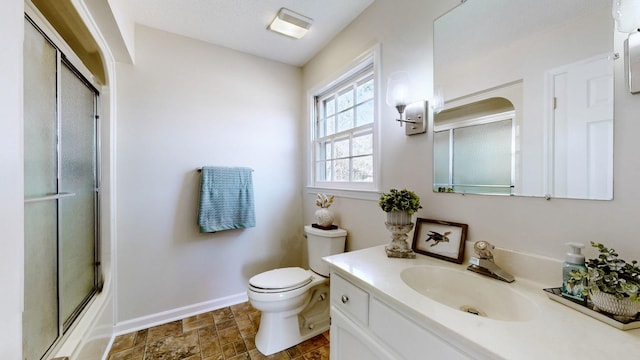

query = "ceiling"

[{"left": 131, "top": 0, "right": 375, "bottom": 67}]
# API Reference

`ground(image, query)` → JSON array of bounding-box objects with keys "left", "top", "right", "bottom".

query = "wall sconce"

[
  {"left": 613, "top": 0, "right": 640, "bottom": 93},
  {"left": 268, "top": 8, "right": 312, "bottom": 39},
  {"left": 385, "top": 71, "right": 427, "bottom": 135}
]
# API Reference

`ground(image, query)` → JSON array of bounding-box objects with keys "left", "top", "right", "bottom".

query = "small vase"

[
  {"left": 315, "top": 208, "right": 334, "bottom": 227},
  {"left": 590, "top": 289, "right": 640, "bottom": 318}
]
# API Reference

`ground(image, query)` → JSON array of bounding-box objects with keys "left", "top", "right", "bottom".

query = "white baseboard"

[{"left": 113, "top": 292, "right": 249, "bottom": 336}]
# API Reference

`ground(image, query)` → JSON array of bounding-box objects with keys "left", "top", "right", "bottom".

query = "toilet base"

[{"left": 254, "top": 285, "right": 329, "bottom": 355}]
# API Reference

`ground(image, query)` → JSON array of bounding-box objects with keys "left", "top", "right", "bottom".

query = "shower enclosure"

[{"left": 23, "top": 16, "right": 101, "bottom": 360}]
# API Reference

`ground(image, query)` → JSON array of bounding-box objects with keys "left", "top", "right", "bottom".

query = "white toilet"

[{"left": 247, "top": 225, "right": 347, "bottom": 355}]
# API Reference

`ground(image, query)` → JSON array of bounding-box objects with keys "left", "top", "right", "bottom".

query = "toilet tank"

[{"left": 304, "top": 225, "right": 347, "bottom": 277}]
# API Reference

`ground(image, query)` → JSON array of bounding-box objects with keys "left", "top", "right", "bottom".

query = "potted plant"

[
  {"left": 378, "top": 189, "right": 422, "bottom": 258},
  {"left": 568, "top": 242, "right": 640, "bottom": 318},
  {"left": 378, "top": 188, "right": 422, "bottom": 225}
]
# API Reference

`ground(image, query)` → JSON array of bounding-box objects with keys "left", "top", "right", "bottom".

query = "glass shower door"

[
  {"left": 23, "top": 19, "right": 60, "bottom": 360},
  {"left": 23, "top": 17, "right": 100, "bottom": 360},
  {"left": 59, "top": 60, "right": 99, "bottom": 330}
]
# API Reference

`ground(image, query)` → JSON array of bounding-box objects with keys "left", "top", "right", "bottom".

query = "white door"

[{"left": 551, "top": 54, "right": 614, "bottom": 199}]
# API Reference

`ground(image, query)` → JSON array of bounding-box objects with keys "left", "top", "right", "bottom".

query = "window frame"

[{"left": 307, "top": 46, "right": 381, "bottom": 197}]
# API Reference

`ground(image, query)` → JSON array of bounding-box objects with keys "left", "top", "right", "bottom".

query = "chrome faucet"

[{"left": 467, "top": 241, "right": 515, "bottom": 283}]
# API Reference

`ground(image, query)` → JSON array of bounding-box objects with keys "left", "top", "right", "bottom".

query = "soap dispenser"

[{"left": 561, "top": 242, "right": 587, "bottom": 303}]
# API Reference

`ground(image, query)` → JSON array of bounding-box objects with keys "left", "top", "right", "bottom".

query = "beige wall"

[
  {"left": 0, "top": 0, "right": 24, "bottom": 357},
  {"left": 114, "top": 25, "right": 304, "bottom": 324},
  {"left": 302, "top": 0, "right": 640, "bottom": 263}
]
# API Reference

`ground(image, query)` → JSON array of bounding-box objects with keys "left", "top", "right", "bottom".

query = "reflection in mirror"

[{"left": 433, "top": 0, "right": 614, "bottom": 199}]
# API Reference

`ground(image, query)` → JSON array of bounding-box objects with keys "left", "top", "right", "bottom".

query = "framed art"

[{"left": 411, "top": 218, "right": 468, "bottom": 264}]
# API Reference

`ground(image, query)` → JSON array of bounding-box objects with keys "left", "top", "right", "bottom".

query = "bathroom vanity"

[{"left": 323, "top": 245, "right": 640, "bottom": 359}]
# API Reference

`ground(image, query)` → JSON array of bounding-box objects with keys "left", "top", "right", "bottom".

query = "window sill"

[{"left": 306, "top": 186, "right": 381, "bottom": 202}]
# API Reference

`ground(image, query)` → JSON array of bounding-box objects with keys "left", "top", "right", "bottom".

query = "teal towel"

[{"left": 198, "top": 167, "right": 256, "bottom": 233}]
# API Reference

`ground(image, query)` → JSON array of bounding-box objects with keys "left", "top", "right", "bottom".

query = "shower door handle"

[{"left": 24, "top": 192, "right": 76, "bottom": 203}]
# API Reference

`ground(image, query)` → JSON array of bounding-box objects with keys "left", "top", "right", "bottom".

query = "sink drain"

[{"left": 460, "top": 305, "right": 487, "bottom": 317}]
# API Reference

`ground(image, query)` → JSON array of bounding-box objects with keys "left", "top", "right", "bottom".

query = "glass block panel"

[
  {"left": 335, "top": 159, "right": 350, "bottom": 181},
  {"left": 337, "top": 110, "right": 354, "bottom": 132},
  {"left": 357, "top": 79, "right": 374, "bottom": 103},
  {"left": 356, "top": 100, "right": 373, "bottom": 126},
  {"left": 334, "top": 138, "right": 349, "bottom": 158},
  {"left": 352, "top": 133, "right": 372, "bottom": 156},
  {"left": 337, "top": 89, "right": 354, "bottom": 112},
  {"left": 353, "top": 156, "right": 373, "bottom": 182}
]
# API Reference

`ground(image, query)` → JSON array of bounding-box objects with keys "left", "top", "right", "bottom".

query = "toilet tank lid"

[
  {"left": 249, "top": 267, "right": 311, "bottom": 290},
  {"left": 304, "top": 225, "right": 347, "bottom": 237}
]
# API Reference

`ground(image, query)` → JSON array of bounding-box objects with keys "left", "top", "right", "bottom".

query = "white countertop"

[{"left": 323, "top": 245, "right": 640, "bottom": 359}]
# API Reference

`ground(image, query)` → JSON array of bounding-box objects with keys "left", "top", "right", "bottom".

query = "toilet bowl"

[{"left": 247, "top": 225, "right": 347, "bottom": 355}]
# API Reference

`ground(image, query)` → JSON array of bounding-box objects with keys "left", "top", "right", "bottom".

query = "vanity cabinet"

[{"left": 330, "top": 271, "right": 473, "bottom": 360}]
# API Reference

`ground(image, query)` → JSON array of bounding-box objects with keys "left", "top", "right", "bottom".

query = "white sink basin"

[{"left": 400, "top": 266, "right": 538, "bottom": 322}]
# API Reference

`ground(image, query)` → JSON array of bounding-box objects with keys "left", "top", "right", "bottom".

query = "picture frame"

[{"left": 411, "top": 218, "right": 468, "bottom": 264}]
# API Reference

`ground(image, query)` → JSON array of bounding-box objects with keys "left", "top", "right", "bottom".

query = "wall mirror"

[{"left": 433, "top": 0, "right": 614, "bottom": 200}]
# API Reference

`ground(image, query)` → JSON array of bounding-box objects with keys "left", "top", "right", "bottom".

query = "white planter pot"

[
  {"left": 590, "top": 290, "right": 640, "bottom": 317},
  {"left": 386, "top": 210, "right": 412, "bottom": 225}
]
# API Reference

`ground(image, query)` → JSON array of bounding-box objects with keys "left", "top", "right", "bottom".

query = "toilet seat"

[{"left": 249, "top": 267, "right": 312, "bottom": 293}]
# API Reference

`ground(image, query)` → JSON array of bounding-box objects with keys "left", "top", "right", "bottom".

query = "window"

[{"left": 311, "top": 52, "right": 378, "bottom": 192}]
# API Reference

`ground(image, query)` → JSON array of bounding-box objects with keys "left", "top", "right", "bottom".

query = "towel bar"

[{"left": 197, "top": 167, "right": 253, "bottom": 172}]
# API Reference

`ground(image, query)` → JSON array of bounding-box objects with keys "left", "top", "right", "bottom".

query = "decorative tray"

[{"left": 543, "top": 287, "right": 640, "bottom": 330}]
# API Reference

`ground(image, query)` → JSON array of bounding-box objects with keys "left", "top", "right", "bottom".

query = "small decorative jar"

[{"left": 315, "top": 208, "right": 335, "bottom": 227}]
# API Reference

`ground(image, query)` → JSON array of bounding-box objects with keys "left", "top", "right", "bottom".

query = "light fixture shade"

[
  {"left": 386, "top": 71, "right": 411, "bottom": 107},
  {"left": 268, "top": 8, "right": 312, "bottom": 39},
  {"left": 613, "top": 0, "right": 640, "bottom": 33}
]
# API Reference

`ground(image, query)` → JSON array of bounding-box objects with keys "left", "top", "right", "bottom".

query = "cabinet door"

[
  {"left": 370, "top": 298, "right": 472, "bottom": 360},
  {"left": 331, "top": 307, "right": 394, "bottom": 360}
]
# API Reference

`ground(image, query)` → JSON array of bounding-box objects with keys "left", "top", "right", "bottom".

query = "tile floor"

[{"left": 107, "top": 301, "right": 330, "bottom": 360}]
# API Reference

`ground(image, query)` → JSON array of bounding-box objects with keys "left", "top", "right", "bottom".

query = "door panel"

[
  {"left": 59, "top": 61, "right": 98, "bottom": 329},
  {"left": 23, "top": 19, "right": 60, "bottom": 360}
]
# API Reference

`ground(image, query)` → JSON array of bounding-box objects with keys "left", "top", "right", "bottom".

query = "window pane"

[
  {"left": 325, "top": 98, "right": 335, "bottom": 117},
  {"left": 352, "top": 133, "right": 372, "bottom": 156},
  {"left": 335, "top": 159, "right": 349, "bottom": 181},
  {"left": 326, "top": 115, "right": 335, "bottom": 136},
  {"left": 357, "top": 79, "right": 374, "bottom": 103},
  {"left": 337, "top": 110, "right": 353, "bottom": 132},
  {"left": 353, "top": 156, "right": 373, "bottom": 182},
  {"left": 334, "top": 138, "right": 349, "bottom": 159},
  {"left": 316, "top": 161, "right": 331, "bottom": 181},
  {"left": 320, "top": 142, "right": 332, "bottom": 161},
  {"left": 318, "top": 119, "right": 325, "bottom": 138},
  {"left": 337, "top": 89, "right": 354, "bottom": 112},
  {"left": 356, "top": 100, "right": 373, "bottom": 126}
]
